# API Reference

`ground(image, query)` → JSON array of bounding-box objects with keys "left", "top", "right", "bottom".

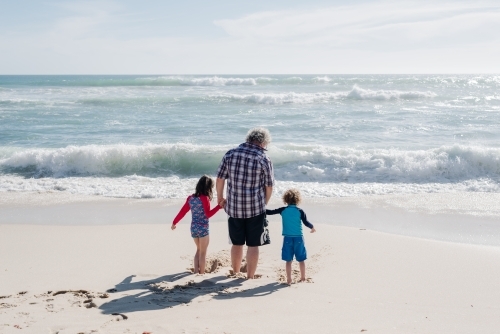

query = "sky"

[{"left": 1, "top": 0, "right": 499, "bottom": 74}]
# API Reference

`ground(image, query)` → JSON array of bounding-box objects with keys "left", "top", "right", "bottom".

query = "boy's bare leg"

[
  {"left": 246, "top": 246, "right": 259, "bottom": 279},
  {"left": 231, "top": 245, "right": 243, "bottom": 274},
  {"left": 198, "top": 236, "right": 209, "bottom": 274},
  {"left": 285, "top": 261, "right": 292, "bottom": 285},
  {"left": 299, "top": 261, "right": 306, "bottom": 282},
  {"left": 193, "top": 238, "right": 201, "bottom": 274}
]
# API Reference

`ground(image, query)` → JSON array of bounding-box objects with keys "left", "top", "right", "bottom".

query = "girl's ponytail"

[{"left": 194, "top": 175, "right": 214, "bottom": 200}]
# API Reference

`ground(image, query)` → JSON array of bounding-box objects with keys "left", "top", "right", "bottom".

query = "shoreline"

[{"left": 1, "top": 191, "right": 499, "bottom": 247}]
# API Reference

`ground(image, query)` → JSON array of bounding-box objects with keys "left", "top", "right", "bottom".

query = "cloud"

[
  {"left": 1, "top": 1, "right": 500, "bottom": 74},
  {"left": 214, "top": 1, "right": 500, "bottom": 50}
]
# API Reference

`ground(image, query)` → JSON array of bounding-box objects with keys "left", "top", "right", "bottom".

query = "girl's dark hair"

[{"left": 194, "top": 175, "right": 214, "bottom": 200}]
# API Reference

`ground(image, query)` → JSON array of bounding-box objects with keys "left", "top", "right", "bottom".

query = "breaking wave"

[
  {"left": 1, "top": 144, "right": 499, "bottom": 198},
  {"left": 220, "top": 86, "right": 436, "bottom": 104},
  {"left": 1, "top": 144, "right": 498, "bottom": 183}
]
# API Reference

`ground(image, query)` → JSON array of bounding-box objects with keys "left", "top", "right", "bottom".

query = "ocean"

[{"left": 1, "top": 74, "right": 500, "bottom": 199}]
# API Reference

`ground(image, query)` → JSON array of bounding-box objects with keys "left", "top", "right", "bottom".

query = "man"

[{"left": 216, "top": 128, "right": 274, "bottom": 279}]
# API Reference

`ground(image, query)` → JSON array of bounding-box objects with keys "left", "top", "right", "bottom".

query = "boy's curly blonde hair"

[{"left": 282, "top": 188, "right": 301, "bottom": 205}]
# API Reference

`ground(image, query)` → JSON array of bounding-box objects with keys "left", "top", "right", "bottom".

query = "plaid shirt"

[{"left": 217, "top": 142, "right": 275, "bottom": 218}]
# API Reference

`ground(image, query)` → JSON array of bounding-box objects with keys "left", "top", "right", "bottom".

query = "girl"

[{"left": 171, "top": 175, "right": 224, "bottom": 274}]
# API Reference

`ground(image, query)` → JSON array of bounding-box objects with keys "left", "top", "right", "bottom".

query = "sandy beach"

[{"left": 1, "top": 192, "right": 500, "bottom": 333}]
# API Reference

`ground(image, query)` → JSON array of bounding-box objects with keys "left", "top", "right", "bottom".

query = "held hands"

[
  {"left": 310, "top": 227, "right": 316, "bottom": 233},
  {"left": 218, "top": 198, "right": 227, "bottom": 208},
  {"left": 171, "top": 224, "right": 176, "bottom": 230}
]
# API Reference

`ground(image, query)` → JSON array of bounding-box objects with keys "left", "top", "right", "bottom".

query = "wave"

[
  {"left": 0, "top": 76, "right": 366, "bottom": 88},
  {"left": 1, "top": 144, "right": 499, "bottom": 184},
  {"left": 0, "top": 85, "right": 438, "bottom": 107},
  {"left": 219, "top": 86, "right": 436, "bottom": 104},
  {"left": 2, "top": 75, "right": 500, "bottom": 89},
  {"left": 138, "top": 76, "right": 259, "bottom": 86},
  {"left": 346, "top": 85, "right": 437, "bottom": 100},
  {"left": 0, "top": 144, "right": 228, "bottom": 178},
  {"left": 269, "top": 144, "right": 500, "bottom": 183},
  {"left": 313, "top": 76, "right": 332, "bottom": 83}
]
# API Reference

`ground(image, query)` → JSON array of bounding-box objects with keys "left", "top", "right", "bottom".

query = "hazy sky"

[{"left": 1, "top": 0, "right": 499, "bottom": 74}]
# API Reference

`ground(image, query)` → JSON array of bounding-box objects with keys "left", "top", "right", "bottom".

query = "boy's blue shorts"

[{"left": 282, "top": 236, "right": 307, "bottom": 262}]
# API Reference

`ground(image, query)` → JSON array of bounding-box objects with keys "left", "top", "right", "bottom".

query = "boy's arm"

[
  {"left": 299, "top": 209, "right": 314, "bottom": 229},
  {"left": 266, "top": 207, "right": 285, "bottom": 215}
]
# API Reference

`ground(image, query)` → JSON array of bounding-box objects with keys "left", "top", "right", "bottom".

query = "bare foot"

[
  {"left": 227, "top": 270, "right": 246, "bottom": 279},
  {"left": 299, "top": 278, "right": 314, "bottom": 283},
  {"left": 247, "top": 273, "right": 262, "bottom": 279}
]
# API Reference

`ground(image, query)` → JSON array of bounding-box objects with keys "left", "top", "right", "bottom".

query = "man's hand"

[
  {"left": 171, "top": 224, "right": 176, "bottom": 230},
  {"left": 219, "top": 198, "right": 227, "bottom": 208},
  {"left": 310, "top": 227, "right": 316, "bottom": 233}
]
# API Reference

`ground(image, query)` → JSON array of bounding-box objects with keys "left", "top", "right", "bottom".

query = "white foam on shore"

[{"left": 1, "top": 173, "right": 500, "bottom": 217}]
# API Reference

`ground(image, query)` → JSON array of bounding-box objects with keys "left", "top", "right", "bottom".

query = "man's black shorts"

[{"left": 228, "top": 213, "right": 267, "bottom": 246}]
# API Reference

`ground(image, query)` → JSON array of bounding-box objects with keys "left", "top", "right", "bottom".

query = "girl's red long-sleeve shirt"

[{"left": 172, "top": 195, "right": 221, "bottom": 225}]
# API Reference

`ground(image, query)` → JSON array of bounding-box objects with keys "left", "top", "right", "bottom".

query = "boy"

[{"left": 266, "top": 189, "right": 316, "bottom": 285}]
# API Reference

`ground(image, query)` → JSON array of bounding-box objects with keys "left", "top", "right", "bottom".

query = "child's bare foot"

[
  {"left": 227, "top": 270, "right": 246, "bottom": 279},
  {"left": 247, "top": 273, "right": 262, "bottom": 279},
  {"left": 299, "top": 278, "right": 314, "bottom": 283}
]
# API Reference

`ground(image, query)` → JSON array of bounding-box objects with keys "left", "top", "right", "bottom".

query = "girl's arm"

[
  {"left": 172, "top": 196, "right": 191, "bottom": 225},
  {"left": 200, "top": 195, "right": 221, "bottom": 219}
]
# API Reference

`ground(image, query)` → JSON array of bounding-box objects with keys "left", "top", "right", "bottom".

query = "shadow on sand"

[{"left": 99, "top": 271, "right": 286, "bottom": 315}]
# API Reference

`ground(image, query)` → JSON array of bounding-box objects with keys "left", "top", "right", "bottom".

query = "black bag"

[{"left": 261, "top": 216, "right": 271, "bottom": 245}]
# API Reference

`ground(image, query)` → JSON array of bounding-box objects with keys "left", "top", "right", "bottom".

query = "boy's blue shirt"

[{"left": 266, "top": 205, "right": 314, "bottom": 236}]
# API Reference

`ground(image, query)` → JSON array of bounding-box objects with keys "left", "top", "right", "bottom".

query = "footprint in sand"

[{"left": 275, "top": 247, "right": 329, "bottom": 284}]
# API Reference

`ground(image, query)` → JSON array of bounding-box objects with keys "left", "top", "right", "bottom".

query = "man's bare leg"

[
  {"left": 231, "top": 245, "right": 243, "bottom": 274},
  {"left": 246, "top": 246, "right": 259, "bottom": 279}
]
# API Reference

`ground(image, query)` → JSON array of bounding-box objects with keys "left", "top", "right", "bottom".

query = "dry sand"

[{"left": 1, "top": 192, "right": 500, "bottom": 333}]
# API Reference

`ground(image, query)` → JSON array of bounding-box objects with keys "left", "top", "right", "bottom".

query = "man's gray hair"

[{"left": 246, "top": 127, "right": 271, "bottom": 146}]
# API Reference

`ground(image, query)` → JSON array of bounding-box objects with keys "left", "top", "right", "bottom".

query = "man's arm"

[
  {"left": 265, "top": 186, "right": 273, "bottom": 205},
  {"left": 216, "top": 178, "right": 225, "bottom": 206},
  {"left": 261, "top": 156, "right": 274, "bottom": 206}
]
